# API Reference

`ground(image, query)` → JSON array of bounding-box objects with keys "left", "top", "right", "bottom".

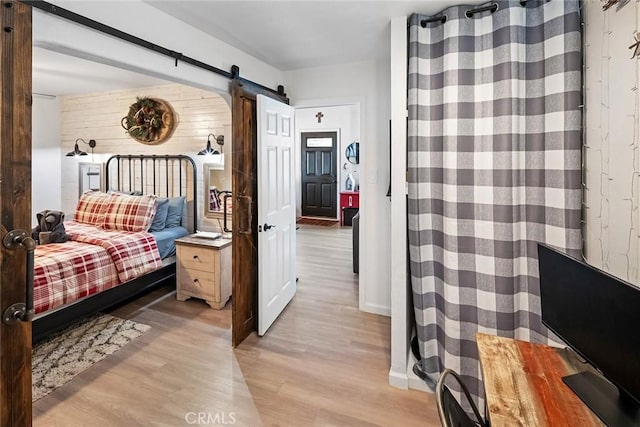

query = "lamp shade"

[
  {"left": 66, "top": 138, "right": 96, "bottom": 158},
  {"left": 197, "top": 133, "right": 224, "bottom": 156},
  {"left": 65, "top": 142, "right": 88, "bottom": 157}
]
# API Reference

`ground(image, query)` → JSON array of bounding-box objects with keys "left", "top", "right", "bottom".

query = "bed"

[{"left": 32, "top": 154, "right": 196, "bottom": 343}]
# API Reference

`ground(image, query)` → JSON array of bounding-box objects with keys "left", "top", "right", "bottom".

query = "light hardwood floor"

[{"left": 33, "top": 225, "right": 438, "bottom": 426}]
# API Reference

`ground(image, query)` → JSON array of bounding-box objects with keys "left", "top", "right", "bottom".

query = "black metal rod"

[
  {"left": 152, "top": 158, "right": 157, "bottom": 196},
  {"left": 24, "top": 0, "right": 285, "bottom": 98},
  {"left": 179, "top": 159, "right": 183, "bottom": 198},
  {"left": 140, "top": 156, "right": 144, "bottom": 192},
  {"left": 421, "top": 16, "right": 447, "bottom": 27},
  {"left": 128, "top": 157, "right": 132, "bottom": 191},
  {"left": 465, "top": 3, "right": 498, "bottom": 17},
  {"left": 165, "top": 159, "right": 169, "bottom": 197}
]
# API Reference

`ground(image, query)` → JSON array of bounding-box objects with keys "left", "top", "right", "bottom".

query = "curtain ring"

[{"left": 465, "top": 2, "right": 499, "bottom": 19}]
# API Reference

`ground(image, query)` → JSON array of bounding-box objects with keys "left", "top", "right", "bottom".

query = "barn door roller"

[{"left": 3, "top": 230, "right": 35, "bottom": 325}]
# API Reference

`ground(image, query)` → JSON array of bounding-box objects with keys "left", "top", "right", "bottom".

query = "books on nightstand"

[{"left": 194, "top": 231, "right": 221, "bottom": 240}]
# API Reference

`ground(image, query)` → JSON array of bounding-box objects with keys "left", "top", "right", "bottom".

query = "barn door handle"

[
  {"left": 237, "top": 195, "right": 252, "bottom": 235},
  {"left": 222, "top": 192, "right": 233, "bottom": 233},
  {"left": 3, "top": 230, "right": 36, "bottom": 325}
]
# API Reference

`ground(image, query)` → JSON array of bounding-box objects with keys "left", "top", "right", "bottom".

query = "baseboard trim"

[
  {"left": 389, "top": 368, "right": 409, "bottom": 389},
  {"left": 361, "top": 303, "right": 391, "bottom": 317}
]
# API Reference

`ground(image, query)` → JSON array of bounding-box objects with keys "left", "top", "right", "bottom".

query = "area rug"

[
  {"left": 32, "top": 313, "right": 150, "bottom": 401},
  {"left": 296, "top": 217, "right": 339, "bottom": 226}
]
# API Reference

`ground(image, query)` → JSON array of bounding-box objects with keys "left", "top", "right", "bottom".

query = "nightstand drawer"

[
  {"left": 178, "top": 244, "right": 216, "bottom": 273},
  {"left": 178, "top": 267, "right": 217, "bottom": 299}
]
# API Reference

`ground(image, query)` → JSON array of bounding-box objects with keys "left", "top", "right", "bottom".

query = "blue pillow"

[
  {"left": 165, "top": 196, "right": 185, "bottom": 228},
  {"left": 149, "top": 198, "right": 170, "bottom": 232}
]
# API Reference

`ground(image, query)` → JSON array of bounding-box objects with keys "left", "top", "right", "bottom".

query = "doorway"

[{"left": 300, "top": 131, "right": 338, "bottom": 218}]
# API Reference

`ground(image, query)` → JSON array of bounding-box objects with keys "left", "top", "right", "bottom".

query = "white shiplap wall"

[{"left": 60, "top": 83, "right": 231, "bottom": 232}]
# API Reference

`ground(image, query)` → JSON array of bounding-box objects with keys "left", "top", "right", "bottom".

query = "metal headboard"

[{"left": 104, "top": 155, "right": 198, "bottom": 232}]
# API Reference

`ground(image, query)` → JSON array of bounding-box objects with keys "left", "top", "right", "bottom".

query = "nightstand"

[{"left": 175, "top": 235, "right": 232, "bottom": 309}]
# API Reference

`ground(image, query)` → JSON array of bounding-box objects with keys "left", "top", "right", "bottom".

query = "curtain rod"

[
  {"left": 22, "top": 0, "right": 287, "bottom": 99},
  {"left": 420, "top": 0, "right": 547, "bottom": 27},
  {"left": 421, "top": 16, "right": 447, "bottom": 27}
]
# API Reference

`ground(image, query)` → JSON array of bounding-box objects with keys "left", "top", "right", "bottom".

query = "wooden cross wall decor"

[{"left": 316, "top": 112, "right": 324, "bottom": 123}]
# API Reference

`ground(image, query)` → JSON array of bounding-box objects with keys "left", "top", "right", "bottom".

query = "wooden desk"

[{"left": 477, "top": 333, "right": 604, "bottom": 427}]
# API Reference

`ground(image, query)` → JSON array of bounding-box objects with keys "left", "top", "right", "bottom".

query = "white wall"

[
  {"left": 32, "top": 95, "right": 62, "bottom": 224},
  {"left": 389, "top": 17, "right": 410, "bottom": 389},
  {"left": 285, "top": 58, "right": 392, "bottom": 316},
  {"left": 294, "top": 104, "right": 360, "bottom": 217},
  {"left": 583, "top": 1, "right": 640, "bottom": 284}
]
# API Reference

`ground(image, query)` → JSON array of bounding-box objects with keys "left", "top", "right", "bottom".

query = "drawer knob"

[
  {"left": 193, "top": 278, "right": 200, "bottom": 283},
  {"left": 193, "top": 255, "right": 199, "bottom": 260}
]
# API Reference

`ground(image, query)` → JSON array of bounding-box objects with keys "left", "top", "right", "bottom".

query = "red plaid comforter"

[
  {"left": 34, "top": 221, "right": 162, "bottom": 314},
  {"left": 34, "top": 242, "right": 118, "bottom": 314},
  {"left": 66, "top": 222, "right": 162, "bottom": 282}
]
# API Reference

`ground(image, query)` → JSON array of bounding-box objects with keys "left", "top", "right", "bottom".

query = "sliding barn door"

[
  {"left": 231, "top": 82, "right": 259, "bottom": 347},
  {"left": 231, "top": 81, "right": 291, "bottom": 346},
  {"left": 257, "top": 95, "right": 296, "bottom": 336},
  {"left": 0, "top": 1, "right": 33, "bottom": 425}
]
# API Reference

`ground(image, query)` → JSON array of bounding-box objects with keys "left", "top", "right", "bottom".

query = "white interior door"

[{"left": 257, "top": 94, "right": 296, "bottom": 336}]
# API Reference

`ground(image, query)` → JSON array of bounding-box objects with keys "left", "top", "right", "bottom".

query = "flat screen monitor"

[{"left": 538, "top": 243, "right": 640, "bottom": 427}]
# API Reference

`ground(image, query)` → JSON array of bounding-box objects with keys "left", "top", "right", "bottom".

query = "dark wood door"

[
  {"left": 301, "top": 132, "right": 337, "bottom": 218},
  {"left": 231, "top": 80, "right": 289, "bottom": 347},
  {"left": 231, "top": 82, "right": 257, "bottom": 348},
  {"left": 0, "top": 1, "right": 33, "bottom": 425}
]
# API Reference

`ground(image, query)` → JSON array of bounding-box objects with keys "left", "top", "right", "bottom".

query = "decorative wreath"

[{"left": 121, "top": 97, "right": 175, "bottom": 145}]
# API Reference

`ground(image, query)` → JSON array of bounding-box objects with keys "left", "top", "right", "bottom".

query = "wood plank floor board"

[{"left": 33, "top": 225, "right": 437, "bottom": 426}]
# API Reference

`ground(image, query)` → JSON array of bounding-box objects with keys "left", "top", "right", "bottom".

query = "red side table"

[{"left": 340, "top": 191, "right": 360, "bottom": 226}]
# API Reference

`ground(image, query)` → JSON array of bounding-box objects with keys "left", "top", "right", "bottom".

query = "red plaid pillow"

[
  {"left": 101, "top": 194, "right": 157, "bottom": 232},
  {"left": 74, "top": 191, "right": 111, "bottom": 225}
]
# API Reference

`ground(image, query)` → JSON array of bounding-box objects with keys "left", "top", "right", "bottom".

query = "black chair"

[
  {"left": 436, "top": 369, "right": 487, "bottom": 427},
  {"left": 352, "top": 211, "right": 359, "bottom": 273}
]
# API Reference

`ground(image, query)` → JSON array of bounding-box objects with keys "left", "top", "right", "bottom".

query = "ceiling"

[
  {"left": 33, "top": 1, "right": 482, "bottom": 95},
  {"left": 145, "top": 1, "right": 479, "bottom": 71},
  {"left": 33, "top": 47, "right": 172, "bottom": 96}
]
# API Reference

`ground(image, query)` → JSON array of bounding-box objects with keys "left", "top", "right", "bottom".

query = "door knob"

[{"left": 263, "top": 223, "right": 276, "bottom": 231}]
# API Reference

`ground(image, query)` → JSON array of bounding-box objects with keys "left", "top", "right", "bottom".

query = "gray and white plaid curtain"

[{"left": 408, "top": 0, "right": 582, "bottom": 405}]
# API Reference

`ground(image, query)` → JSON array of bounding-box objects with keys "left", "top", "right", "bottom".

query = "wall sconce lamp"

[
  {"left": 197, "top": 133, "right": 224, "bottom": 156},
  {"left": 65, "top": 138, "right": 96, "bottom": 157}
]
